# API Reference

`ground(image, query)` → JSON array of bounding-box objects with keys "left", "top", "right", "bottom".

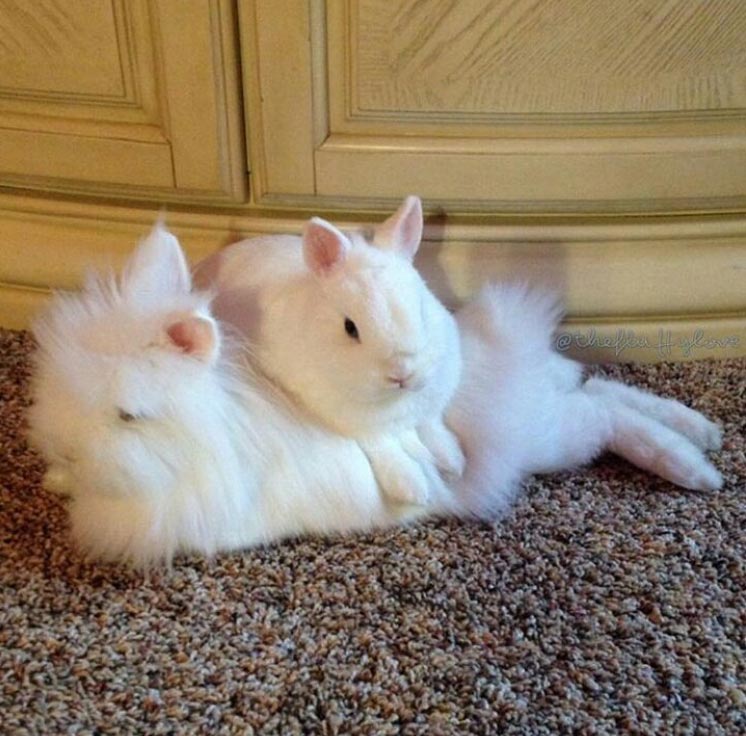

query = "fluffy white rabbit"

[
  {"left": 28, "top": 224, "right": 456, "bottom": 568},
  {"left": 449, "top": 284, "right": 723, "bottom": 518},
  {"left": 197, "top": 196, "right": 464, "bottom": 506},
  {"left": 29, "top": 217, "right": 724, "bottom": 568},
  {"left": 199, "top": 198, "right": 724, "bottom": 520}
]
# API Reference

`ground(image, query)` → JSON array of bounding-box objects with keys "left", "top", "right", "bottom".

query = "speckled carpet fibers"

[{"left": 1, "top": 328, "right": 744, "bottom": 735}]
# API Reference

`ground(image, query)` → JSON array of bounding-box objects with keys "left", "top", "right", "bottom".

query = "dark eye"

[
  {"left": 118, "top": 409, "right": 137, "bottom": 423},
  {"left": 344, "top": 317, "right": 360, "bottom": 341}
]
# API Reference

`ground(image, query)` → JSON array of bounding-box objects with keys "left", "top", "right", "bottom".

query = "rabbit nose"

[{"left": 386, "top": 370, "right": 415, "bottom": 389}]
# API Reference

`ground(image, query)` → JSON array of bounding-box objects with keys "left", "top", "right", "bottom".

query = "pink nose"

[{"left": 387, "top": 372, "right": 414, "bottom": 389}]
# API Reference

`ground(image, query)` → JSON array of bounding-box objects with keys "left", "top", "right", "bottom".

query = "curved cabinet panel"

[
  {"left": 246, "top": 0, "right": 746, "bottom": 214},
  {"left": 0, "top": 0, "right": 246, "bottom": 203}
]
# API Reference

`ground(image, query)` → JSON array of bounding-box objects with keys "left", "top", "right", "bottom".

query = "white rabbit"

[
  {"left": 197, "top": 196, "right": 464, "bottom": 506},
  {"left": 28, "top": 224, "right": 456, "bottom": 568},
  {"left": 199, "top": 199, "right": 724, "bottom": 519},
  {"left": 449, "top": 283, "right": 723, "bottom": 518},
  {"left": 29, "top": 218, "right": 724, "bottom": 568}
]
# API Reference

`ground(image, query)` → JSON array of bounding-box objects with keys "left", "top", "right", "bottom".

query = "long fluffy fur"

[
  {"left": 29, "top": 226, "right": 436, "bottom": 568},
  {"left": 199, "top": 202, "right": 463, "bottom": 505},
  {"left": 203, "top": 232, "right": 724, "bottom": 520},
  {"left": 29, "top": 221, "right": 724, "bottom": 567},
  {"left": 450, "top": 283, "right": 723, "bottom": 518}
]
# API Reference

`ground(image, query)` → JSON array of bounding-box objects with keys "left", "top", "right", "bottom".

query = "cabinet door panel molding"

[
  {"left": 0, "top": 0, "right": 744, "bottom": 363},
  {"left": 247, "top": 0, "right": 746, "bottom": 214},
  {"left": 0, "top": 0, "right": 246, "bottom": 202}
]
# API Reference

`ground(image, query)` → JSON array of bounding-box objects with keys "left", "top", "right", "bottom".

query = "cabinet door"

[
  {"left": 0, "top": 0, "right": 245, "bottom": 202},
  {"left": 244, "top": 0, "right": 746, "bottom": 213}
]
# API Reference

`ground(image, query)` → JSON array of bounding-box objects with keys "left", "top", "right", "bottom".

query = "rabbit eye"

[
  {"left": 117, "top": 409, "right": 137, "bottom": 423},
  {"left": 344, "top": 317, "right": 360, "bottom": 342}
]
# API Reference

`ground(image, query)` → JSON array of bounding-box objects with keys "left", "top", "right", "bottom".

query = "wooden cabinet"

[
  {"left": 3, "top": 0, "right": 745, "bottom": 211},
  {"left": 0, "top": 0, "right": 744, "bottom": 361},
  {"left": 246, "top": 0, "right": 746, "bottom": 213},
  {"left": 0, "top": 0, "right": 245, "bottom": 202}
]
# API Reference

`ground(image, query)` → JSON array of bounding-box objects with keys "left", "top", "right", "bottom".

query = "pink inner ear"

[
  {"left": 304, "top": 219, "right": 347, "bottom": 275},
  {"left": 166, "top": 317, "right": 216, "bottom": 359},
  {"left": 394, "top": 197, "right": 423, "bottom": 260},
  {"left": 374, "top": 196, "right": 423, "bottom": 260}
]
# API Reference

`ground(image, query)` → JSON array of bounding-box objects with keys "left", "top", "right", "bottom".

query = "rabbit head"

[
  {"left": 28, "top": 223, "right": 223, "bottom": 504},
  {"left": 256, "top": 196, "right": 462, "bottom": 437}
]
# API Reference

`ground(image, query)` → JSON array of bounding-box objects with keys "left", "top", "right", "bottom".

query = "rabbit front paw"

[
  {"left": 362, "top": 437, "right": 431, "bottom": 505},
  {"left": 418, "top": 420, "right": 466, "bottom": 478},
  {"left": 378, "top": 458, "right": 431, "bottom": 505},
  {"left": 43, "top": 464, "right": 74, "bottom": 496}
]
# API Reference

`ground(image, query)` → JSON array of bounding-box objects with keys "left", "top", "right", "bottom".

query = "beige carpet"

[{"left": 1, "top": 327, "right": 744, "bottom": 735}]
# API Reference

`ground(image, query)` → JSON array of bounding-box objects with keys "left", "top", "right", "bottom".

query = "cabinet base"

[{"left": 1, "top": 193, "right": 743, "bottom": 362}]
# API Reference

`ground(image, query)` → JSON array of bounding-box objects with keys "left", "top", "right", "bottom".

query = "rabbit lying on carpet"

[
  {"left": 27, "top": 213, "right": 722, "bottom": 566},
  {"left": 200, "top": 197, "right": 723, "bottom": 517}
]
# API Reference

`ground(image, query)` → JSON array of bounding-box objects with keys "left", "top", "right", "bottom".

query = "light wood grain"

[
  {"left": 0, "top": 128, "right": 173, "bottom": 186},
  {"left": 0, "top": 0, "right": 246, "bottom": 202},
  {"left": 155, "top": 0, "right": 246, "bottom": 197},
  {"left": 352, "top": 0, "right": 746, "bottom": 117},
  {"left": 1, "top": 194, "right": 743, "bottom": 362},
  {"left": 315, "top": 132, "right": 746, "bottom": 211},
  {"left": 0, "top": 191, "right": 742, "bottom": 313},
  {"left": 0, "top": 283, "right": 49, "bottom": 331},
  {"left": 0, "top": 1, "right": 158, "bottom": 128},
  {"left": 244, "top": 0, "right": 746, "bottom": 212},
  {"left": 240, "top": 0, "right": 317, "bottom": 197},
  {"left": 0, "top": 0, "right": 124, "bottom": 98}
]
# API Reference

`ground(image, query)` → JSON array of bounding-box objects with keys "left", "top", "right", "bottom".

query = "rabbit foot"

[
  {"left": 378, "top": 461, "right": 431, "bottom": 505},
  {"left": 418, "top": 420, "right": 466, "bottom": 478},
  {"left": 362, "top": 436, "right": 431, "bottom": 505},
  {"left": 43, "top": 465, "right": 74, "bottom": 496}
]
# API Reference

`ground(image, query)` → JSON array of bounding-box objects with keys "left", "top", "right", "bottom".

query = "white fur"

[
  {"left": 29, "top": 224, "right": 446, "bottom": 568},
  {"left": 448, "top": 283, "right": 723, "bottom": 518},
  {"left": 30, "top": 218, "right": 725, "bottom": 568},
  {"left": 197, "top": 197, "right": 463, "bottom": 505},
  {"left": 200, "top": 202, "right": 724, "bottom": 520}
]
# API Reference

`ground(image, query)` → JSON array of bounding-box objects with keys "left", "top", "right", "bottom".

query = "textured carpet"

[{"left": 1, "top": 327, "right": 744, "bottom": 735}]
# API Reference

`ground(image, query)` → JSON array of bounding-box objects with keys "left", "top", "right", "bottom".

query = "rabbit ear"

[
  {"left": 122, "top": 221, "right": 191, "bottom": 300},
  {"left": 373, "top": 195, "right": 423, "bottom": 261},
  {"left": 165, "top": 315, "right": 220, "bottom": 364},
  {"left": 303, "top": 217, "right": 351, "bottom": 276}
]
